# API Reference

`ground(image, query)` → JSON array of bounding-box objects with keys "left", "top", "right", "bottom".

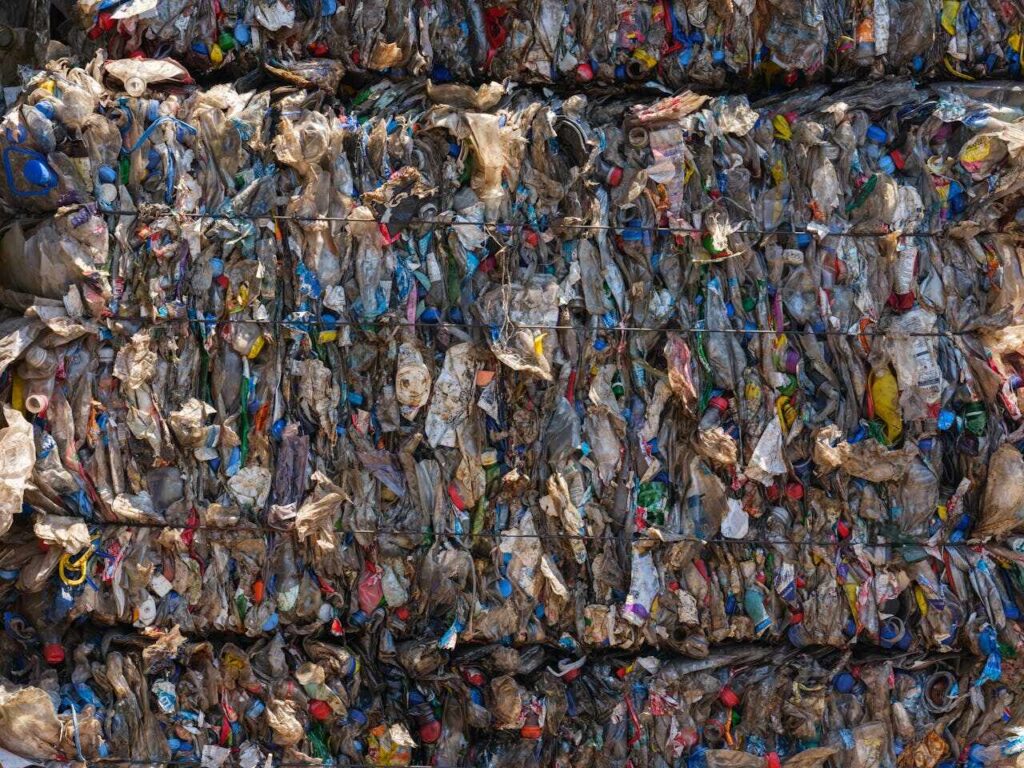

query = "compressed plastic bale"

[{"left": 6, "top": 44, "right": 1024, "bottom": 768}]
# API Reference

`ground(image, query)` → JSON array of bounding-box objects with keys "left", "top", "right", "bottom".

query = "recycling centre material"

[{"left": 4, "top": 2, "right": 1024, "bottom": 768}]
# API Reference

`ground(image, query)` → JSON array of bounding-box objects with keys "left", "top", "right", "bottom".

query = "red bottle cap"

[
  {"left": 43, "top": 643, "right": 65, "bottom": 665},
  {"left": 836, "top": 520, "right": 851, "bottom": 539},
  {"left": 309, "top": 700, "right": 332, "bottom": 722},
  {"left": 709, "top": 395, "right": 729, "bottom": 412},
  {"left": 419, "top": 719, "right": 441, "bottom": 743},
  {"left": 520, "top": 724, "right": 543, "bottom": 740},
  {"left": 719, "top": 687, "right": 740, "bottom": 708},
  {"left": 606, "top": 166, "right": 623, "bottom": 187},
  {"left": 766, "top": 752, "right": 782, "bottom": 768},
  {"left": 577, "top": 62, "right": 594, "bottom": 81},
  {"left": 785, "top": 482, "right": 804, "bottom": 500}
]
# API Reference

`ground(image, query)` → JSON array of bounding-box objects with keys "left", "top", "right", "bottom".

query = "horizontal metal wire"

[{"left": 69, "top": 518, "right": 980, "bottom": 549}]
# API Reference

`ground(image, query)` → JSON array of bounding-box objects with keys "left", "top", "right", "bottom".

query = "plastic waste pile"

[
  {"left": 4, "top": 24, "right": 1024, "bottom": 768},
  {"left": 73, "top": 0, "right": 1024, "bottom": 86}
]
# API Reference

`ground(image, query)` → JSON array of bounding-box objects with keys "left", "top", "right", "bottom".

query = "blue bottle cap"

[
  {"left": 796, "top": 232, "right": 811, "bottom": 247},
  {"left": 349, "top": 709, "right": 367, "bottom": 725},
  {"left": 234, "top": 22, "right": 251, "bottom": 45},
  {"left": 878, "top": 155, "right": 896, "bottom": 175},
  {"left": 98, "top": 164, "right": 117, "bottom": 184},
  {"left": 261, "top": 613, "right": 279, "bottom": 631},
  {"left": 23, "top": 158, "right": 55, "bottom": 188},
  {"left": 271, "top": 419, "right": 286, "bottom": 441},
  {"left": 937, "top": 409, "right": 955, "bottom": 430},
  {"left": 419, "top": 307, "right": 440, "bottom": 323},
  {"left": 866, "top": 124, "right": 888, "bottom": 143},
  {"left": 35, "top": 102, "right": 56, "bottom": 120},
  {"left": 833, "top": 672, "right": 856, "bottom": 694},
  {"left": 496, "top": 578, "right": 512, "bottom": 599},
  {"left": 408, "top": 691, "right": 424, "bottom": 706}
]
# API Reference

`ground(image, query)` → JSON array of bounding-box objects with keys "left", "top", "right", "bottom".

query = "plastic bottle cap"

[
  {"left": 520, "top": 725, "right": 543, "bottom": 740},
  {"left": 719, "top": 687, "right": 740, "bottom": 708},
  {"left": 43, "top": 643, "right": 65, "bottom": 665},
  {"left": 309, "top": 700, "right": 332, "bottom": 721},
  {"left": 577, "top": 62, "right": 594, "bottom": 81},
  {"left": 125, "top": 76, "right": 146, "bottom": 97},
  {"left": 834, "top": 672, "right": 856, "bottom": 693},
  {"left": 606, "top": 165, "right": 623, "bottom": 186},
  {"left": 878, "top": 155, "right": 896, "bottom": 175},
  {"left": 98, "top": 184, "right": 118, "bottom": 204},
  {"left": 866, "top": 124, "right": 888, "bottom": 143},
  {"left": 24, "top": 158, "right": 55, "bottom": 188},
  {"left": 420, "top": 720, "right": 441, "bottom": 743}
]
